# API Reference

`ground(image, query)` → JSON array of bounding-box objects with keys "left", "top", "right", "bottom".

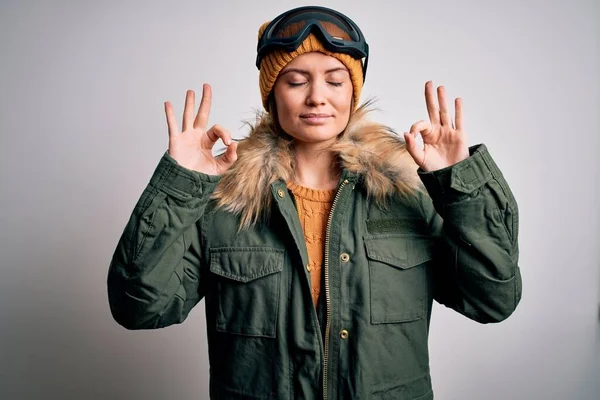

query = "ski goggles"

[{"left": 256, "top": 6, "right": 369, "bottom": 79}]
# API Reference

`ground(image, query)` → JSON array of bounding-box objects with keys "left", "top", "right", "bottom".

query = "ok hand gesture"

[
  {"left": 165, "top": 84, "right": 238, "bottom": 175},
  {"left": 404, "top": 81, "right": 470, "bottom": 172}
]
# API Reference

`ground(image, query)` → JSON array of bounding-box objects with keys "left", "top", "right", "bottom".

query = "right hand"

[{"left": 165, "top": 84, "right": 238, "bottom": 175}]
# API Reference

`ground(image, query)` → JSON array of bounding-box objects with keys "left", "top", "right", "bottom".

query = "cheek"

[
  {"left": 345, "top": 85, "right": 354, "bottom": 109},
  {"left": 273, "top": 96, "right": 296, "bottom": 130},
  {"left": 275, "top": 99, "right": 294, "bottom": 125},
  {"left": 275, "top": 95, "right": 303, "bottom": 123},
  {"left": 336, "top": 89, "right": 353, "bottom": 116},
  {"left": 335, "top": 84, "right": 353, "bottom": 109}
]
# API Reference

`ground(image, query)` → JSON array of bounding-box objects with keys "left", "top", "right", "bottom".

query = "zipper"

[{"left": 322, "top": 178, "right": 349, "bottom": 400}]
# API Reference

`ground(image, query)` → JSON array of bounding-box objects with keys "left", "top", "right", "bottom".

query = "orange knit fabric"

[{"left": 287, "top": 181, "right": 335, "bottom": 307}]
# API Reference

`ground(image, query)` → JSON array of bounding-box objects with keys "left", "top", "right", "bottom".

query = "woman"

[{"left": 107, "top": 6, "right": 521, "bottom": 399}]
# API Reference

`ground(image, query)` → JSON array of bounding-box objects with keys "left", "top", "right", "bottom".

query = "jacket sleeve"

[
  {"left": 417, "top": 144, "right": 521, "bottom": 323},
  {"left": 107, "top": 152, "right": 220, "bottom": 330}
]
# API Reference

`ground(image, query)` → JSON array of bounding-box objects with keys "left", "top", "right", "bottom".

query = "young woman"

[{"left": 108, "top": 6, "right": 521, "bottom": 399}]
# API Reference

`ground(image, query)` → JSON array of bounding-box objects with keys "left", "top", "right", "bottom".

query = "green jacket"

[{"left": 108, "top": 110, "right": 521, "bottom": 399}]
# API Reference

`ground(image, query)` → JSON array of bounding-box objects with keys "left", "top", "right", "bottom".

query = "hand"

[
  {"left": 165, "top": 84, "right": 238, "bottom": 175},
  {"left": 404, "top": 81, "right": 470, "bottom": 172}
]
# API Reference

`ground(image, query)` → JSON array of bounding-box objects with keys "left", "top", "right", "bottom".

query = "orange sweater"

[{"left": 287, "top": 181, "right": 335, "bottom": 308}]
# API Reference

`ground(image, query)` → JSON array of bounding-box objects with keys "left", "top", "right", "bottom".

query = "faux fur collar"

[{"left": 211, "top": 103, "right": 423, "bottom": 228}]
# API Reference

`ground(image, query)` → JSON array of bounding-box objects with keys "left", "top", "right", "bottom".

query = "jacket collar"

[{"left": 211, "top": 103, "right": 422, "bottom": 229}]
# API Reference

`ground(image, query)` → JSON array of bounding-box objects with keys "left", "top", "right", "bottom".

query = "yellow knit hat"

[{"left": 257, "top": 21, "right": 364, "bottom": 111}]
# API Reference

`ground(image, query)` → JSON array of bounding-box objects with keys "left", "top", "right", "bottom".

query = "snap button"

[
  {"left": 277, "top": 189, "right": 285, "bottom": 198},
  {"left": 340, "top": 329, "right": 349, "bottom": 339},
  {"left": 340, "top": 253, "right": 350, "bottom": 262},
  {"left": 306, "top": 263, "right": 311, "bottom": 272}
]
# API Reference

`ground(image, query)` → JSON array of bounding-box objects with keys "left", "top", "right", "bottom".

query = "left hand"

[{"left": 404, "top": 81, "right": 470, "bottom": 172}]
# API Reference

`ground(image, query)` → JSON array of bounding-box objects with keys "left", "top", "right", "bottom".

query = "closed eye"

[{"left": 288, "top": 81, "right": 343, "bottom": 87}]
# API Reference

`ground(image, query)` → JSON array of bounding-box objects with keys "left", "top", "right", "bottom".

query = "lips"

[
  {"left": 300, "top": 113, "right": 332, "bottom": 125},
  {"left": 301, "top": 113, "right": 331, "bottom": 118}
]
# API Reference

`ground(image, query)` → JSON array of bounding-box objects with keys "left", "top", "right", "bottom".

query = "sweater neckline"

[{"left": 286, "top": 181, "right": 336, "bottom": 202}]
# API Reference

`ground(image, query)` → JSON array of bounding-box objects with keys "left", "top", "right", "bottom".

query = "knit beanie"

[{"left": 257, "top": 20, "right": 364, "bottom": 111}]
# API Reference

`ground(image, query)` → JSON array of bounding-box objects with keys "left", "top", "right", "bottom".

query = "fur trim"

[{"left": 211, "top": 102, "right": 423, "bottom": 229}]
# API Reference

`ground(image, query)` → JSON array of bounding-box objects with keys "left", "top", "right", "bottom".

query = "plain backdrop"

[{"left": 1, "top": 0, "right": 598, "bottom": 399}]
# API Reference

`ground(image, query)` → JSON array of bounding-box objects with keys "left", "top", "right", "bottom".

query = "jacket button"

[
  {"left": 340, "top": 253, "right": 350, "bottom": 262},
  {"left": 277, "top": 189, "right": 285, "bottom": 198},
  {"left": 340, "top": 329, "right": 349, "bottom": 339},
  {"left": 306, "top": 263, "right": 311, "bottom": 272}
]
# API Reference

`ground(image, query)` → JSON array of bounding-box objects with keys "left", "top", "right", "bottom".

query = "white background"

[{"left": 0, "top": 0, "right": 598, "bottom": 399}]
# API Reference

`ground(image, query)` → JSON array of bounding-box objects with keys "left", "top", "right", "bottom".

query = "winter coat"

[{"left": 107, "top": 106, "right": 522, "bottom": 400}]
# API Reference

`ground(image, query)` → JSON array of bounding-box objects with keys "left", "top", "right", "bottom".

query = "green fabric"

[{"left": 107, "top": 144, "right": 521, "bottom": 400}]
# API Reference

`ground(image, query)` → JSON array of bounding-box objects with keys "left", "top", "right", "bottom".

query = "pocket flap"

[
  {"left": 209, "top": 247, "right": 284, "bottom": 282},
  {"left": 365, "top": 235, "right": 435, "bottom": 269}
]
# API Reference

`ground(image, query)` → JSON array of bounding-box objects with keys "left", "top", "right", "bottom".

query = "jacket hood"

[{"left": 211, "top": 102, "right": 423, "bottom": 229}]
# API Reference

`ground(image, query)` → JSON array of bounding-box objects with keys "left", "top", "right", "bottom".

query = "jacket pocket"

[
  {"left": 209, "top": 247, "right": 284, "bottom": 338},
  {"left": 365, "top": 234, "right": 434, "bottom": 324}
]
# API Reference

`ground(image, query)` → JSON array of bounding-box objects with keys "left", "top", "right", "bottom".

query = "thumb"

[{"left": 403, "top": 132, "right": 424, "bottom": 166}]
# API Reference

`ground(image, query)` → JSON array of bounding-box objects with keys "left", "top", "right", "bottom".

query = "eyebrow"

[{"left": 280, "top": 67, "right": 348, "bottom": 76}]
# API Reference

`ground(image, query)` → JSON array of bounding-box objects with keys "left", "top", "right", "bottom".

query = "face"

[{"left": 272, "top": 52, "right": 353, "bottom": 145}]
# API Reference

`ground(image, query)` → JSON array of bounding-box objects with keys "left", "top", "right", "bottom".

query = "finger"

[
  {"left": 455, "top": 97, "right": 463, "bottom": 131},
  {"left": 194, "top": 83, "right": 212, "bottom": 130},
  {"left": 403, "top": 132, "right": 424, "bottom": 166},
  {"left": 182, "top": 90, "right": 195, "bottom": 132},
  {"left": 424, "top": 81, "right": 440, "bottom": 125},
  {"left": 219, "top": 141, "right": 238, "bottom": 166},
  {"left": 409, "top": 120, "right": 433, "bottom": 138},
  {"left": 204, "top": 124, "right": 232, "bottom": 149},
  {"left": 164, "top": 101, "right": 179, "bottom": 137},
  {"left": 437, "top": 85, "right": 452, "bottom": 127}
]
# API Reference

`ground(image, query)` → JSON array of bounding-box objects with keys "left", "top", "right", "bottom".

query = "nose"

[{"left": 306, "top": 81, "right": 326, "bottom": 106}]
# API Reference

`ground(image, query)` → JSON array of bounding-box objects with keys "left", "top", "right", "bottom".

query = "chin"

[
  {"left": 289, "top": 127, "right": 341, "bottom": 143},
  {"left": 286, "top": 121, "right": 344, "bottom": 141}
]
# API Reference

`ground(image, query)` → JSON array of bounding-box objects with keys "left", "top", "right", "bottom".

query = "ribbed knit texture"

[{"left": 287, "top": 181, "right": 335, "bottom": 307}]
